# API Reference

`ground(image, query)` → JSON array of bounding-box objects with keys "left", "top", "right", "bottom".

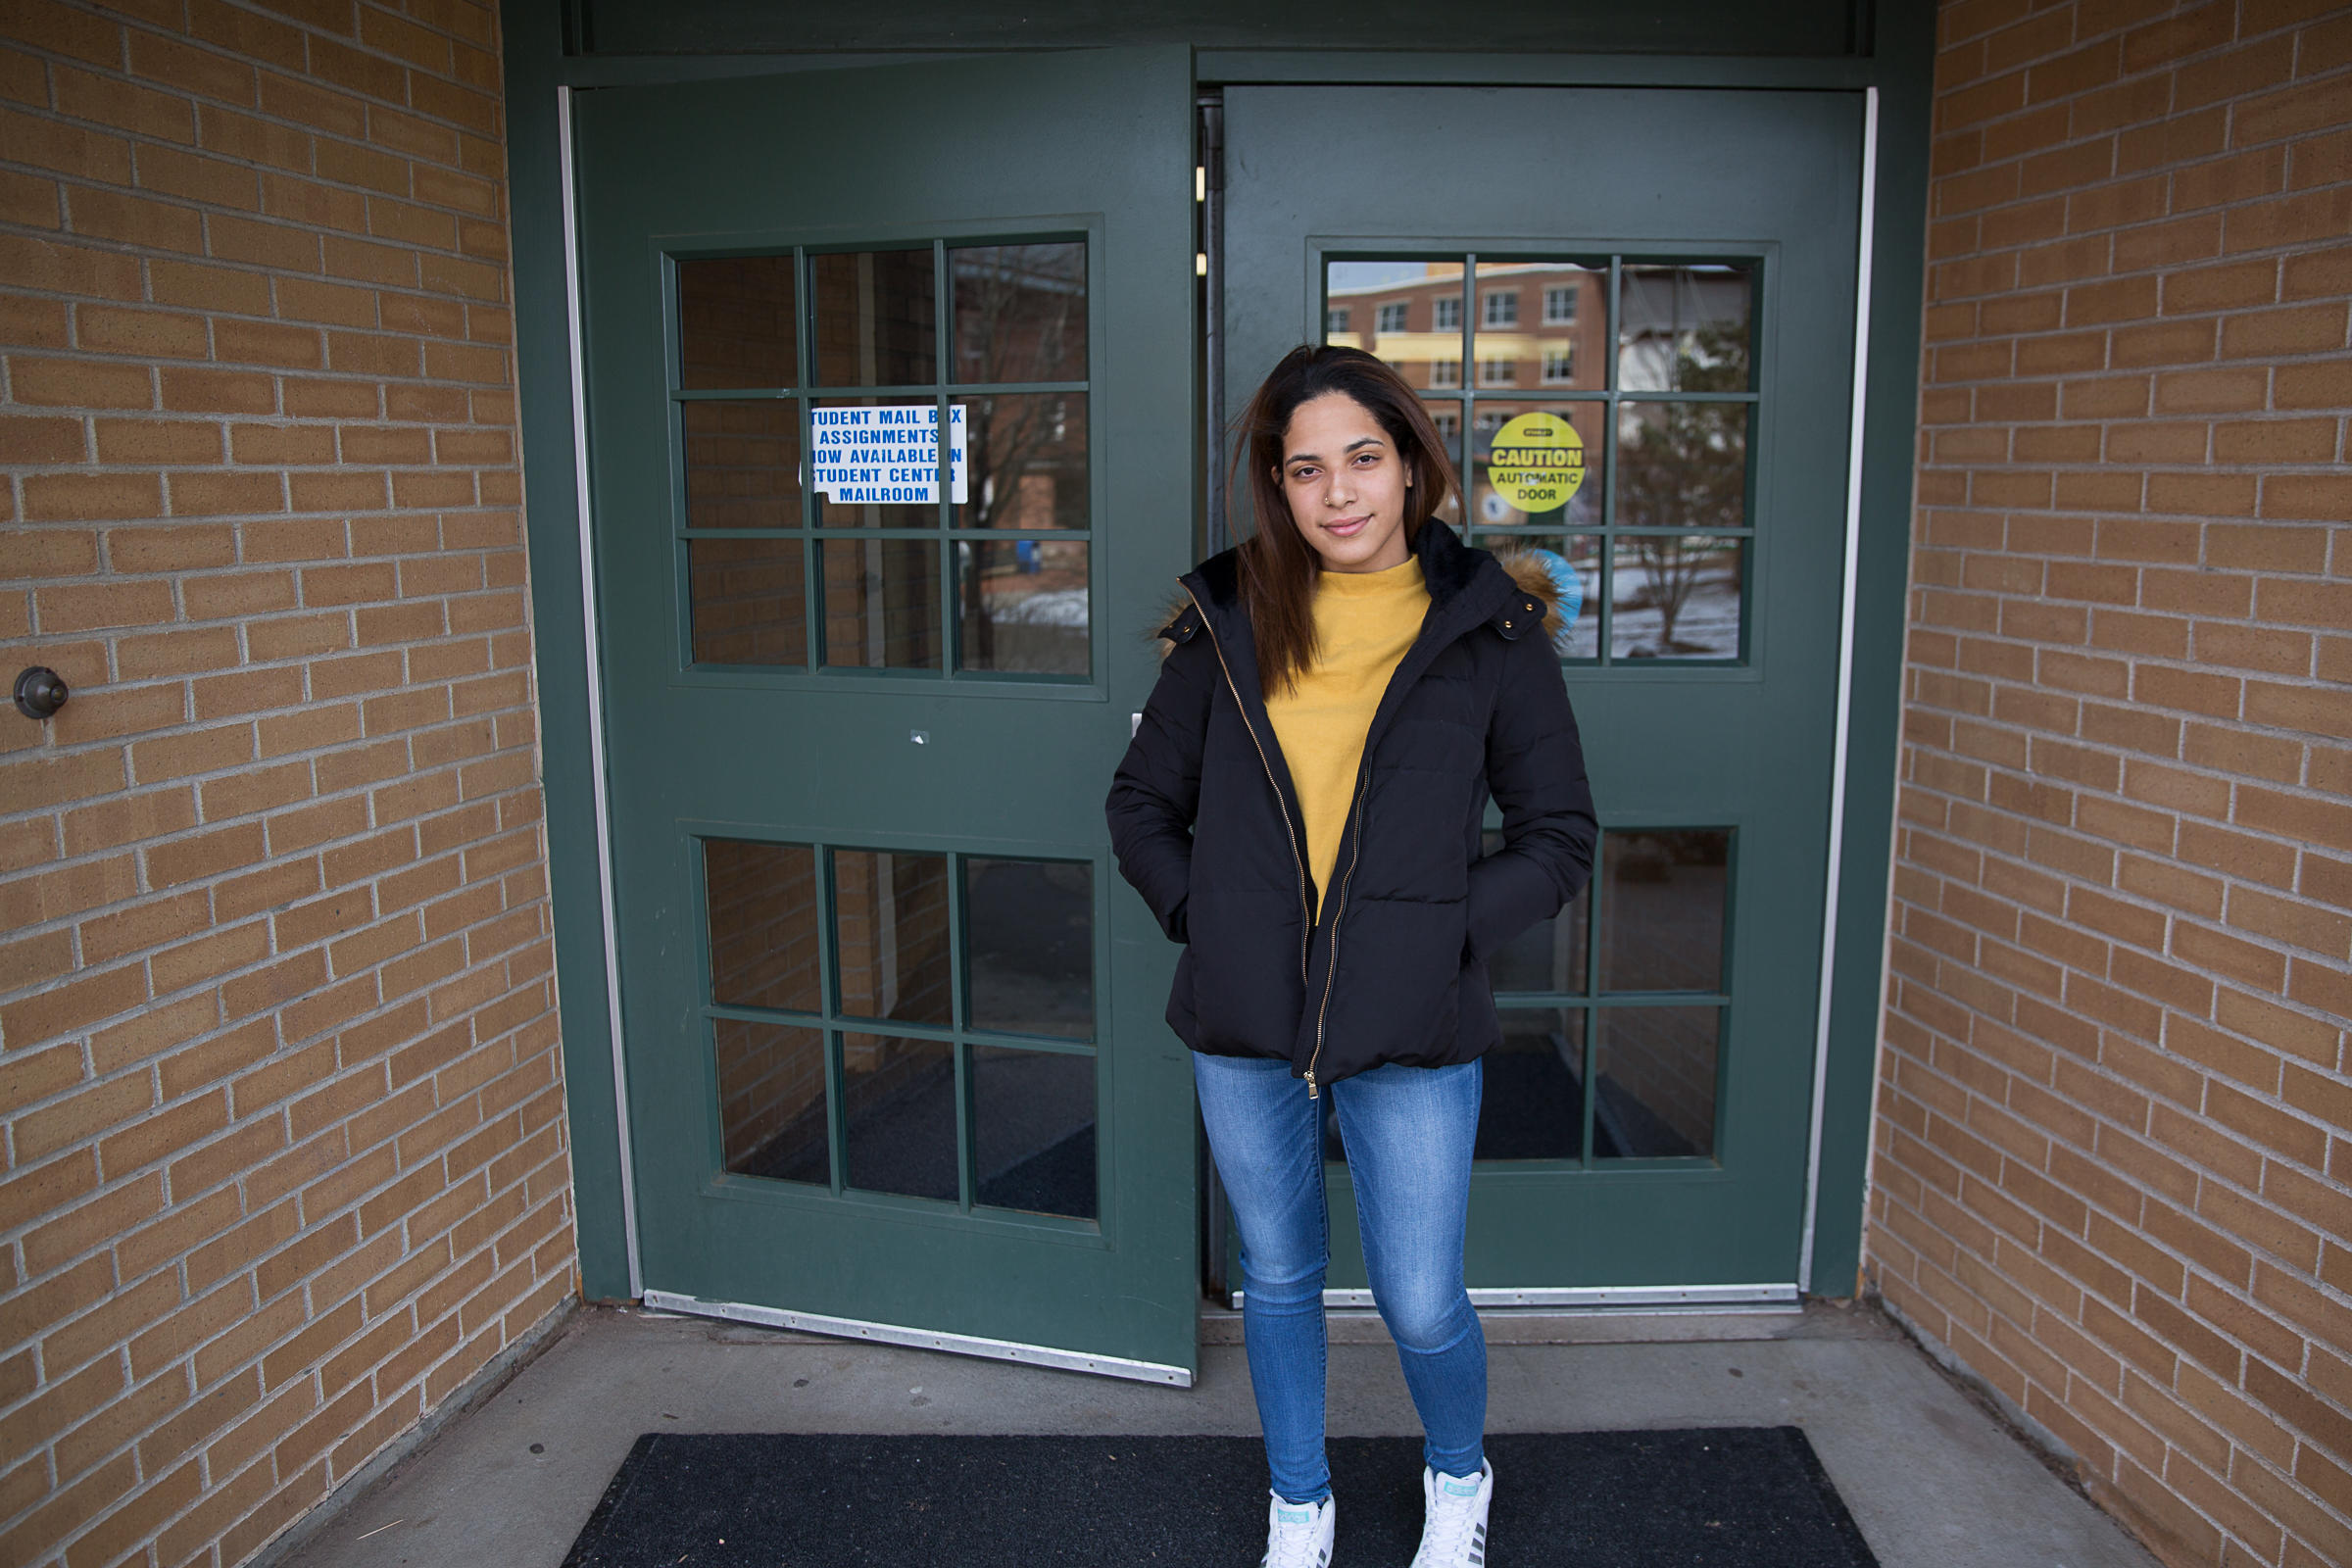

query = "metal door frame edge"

[
  {"left": 640, "top": 1290, "right": 1197, "bottom": 1387},
  {"left": 1798, "top": 83, "right": 1879, "bottom": 1297},
  {"left": 1232, "top": 1284, "right": 1801, "bottom": 1309},
  {"left": 559, "top": 82, "right": 645, "bottom": 1298}
]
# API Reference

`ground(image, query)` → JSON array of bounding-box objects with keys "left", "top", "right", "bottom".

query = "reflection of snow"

[
  {"left": 986, "top": 587, "right": 1090, "bottom": 628},
  {"left": 1611, "top": 562, "right": 1740, "bottom": 659}
]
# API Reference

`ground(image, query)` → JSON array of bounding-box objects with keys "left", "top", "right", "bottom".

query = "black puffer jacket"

[{"left": 1106, "top": 519, "right": 1597, "bottom": 1094}]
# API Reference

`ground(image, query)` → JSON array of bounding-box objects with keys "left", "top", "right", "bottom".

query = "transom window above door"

[
  {"left": 670, "top": 240, "right": 1094, "bottom": 679},
  {"left": 1326, "top": 255, "right": 1757, "bottom": 664}
]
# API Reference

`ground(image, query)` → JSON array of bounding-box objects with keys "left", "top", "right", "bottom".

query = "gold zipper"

[
  {"left": 1303, "top": 769, "right": 1373, "bottom": 1098},
  {"left": 1304, "top": 595, "right": 1475, "bottom": 1097},
  {"left": 1183, "top": 586, "right": 1313, "bottom": 991}
]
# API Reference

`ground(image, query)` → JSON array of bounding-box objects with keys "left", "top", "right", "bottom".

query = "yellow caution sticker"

[{"left": 1486, "top": 412, "right": 1587, "bottom": 514}]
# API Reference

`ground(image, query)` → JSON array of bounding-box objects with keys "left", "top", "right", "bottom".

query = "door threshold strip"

[
  {"left": 1226, "top": 1284, "right": 1803, "bottom": 1310},
  {"left": 640, "top": 1289, "right": 1195, "bottom": 1388}
]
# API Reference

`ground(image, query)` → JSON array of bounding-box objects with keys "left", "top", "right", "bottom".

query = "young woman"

[{"left": 1106, "top": 344, "right": 1597, "bottom": 1567}]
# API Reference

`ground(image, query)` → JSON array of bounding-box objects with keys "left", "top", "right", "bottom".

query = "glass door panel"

[
  {"left": 579, "top": 47, "right": 1197, "bottom": 1380},
  {"left": 1226, "top": 83, "right": 1863, "bottom": 1295}
]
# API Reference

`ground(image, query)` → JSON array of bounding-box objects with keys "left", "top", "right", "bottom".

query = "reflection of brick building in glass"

[
  {"left": 1327, "top": 261, "right": 1604, "bottom": 400},
  {"left": 1327, "top": 261, "right": 1754, "bottom": 660},
  {"left": 1327, "top": 260, "right": 1748, "bottom": 524}
]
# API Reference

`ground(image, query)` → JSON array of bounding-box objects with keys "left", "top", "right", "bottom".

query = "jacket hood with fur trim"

[{"left": 1150, "top": 529, "right": 1571, "bottom": 656}]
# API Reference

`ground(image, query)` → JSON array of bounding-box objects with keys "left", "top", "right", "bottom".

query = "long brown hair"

[{"left": 1234, "top": 345, "right": 1459, "bottom": 697}]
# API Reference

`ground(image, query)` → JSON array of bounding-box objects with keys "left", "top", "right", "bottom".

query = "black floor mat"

[{"left": 562, "top": 1429, "right": 1879, "bottom": 1566}]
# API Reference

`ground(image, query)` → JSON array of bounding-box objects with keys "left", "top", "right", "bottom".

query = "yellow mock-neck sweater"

[{"left": 1264, "top": 556, "right": 1431, "bottom": 919}]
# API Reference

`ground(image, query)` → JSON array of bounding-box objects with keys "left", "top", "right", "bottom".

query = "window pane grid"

[
  {"left": 1325, "top": 252, "right": 1758, "bottom": 665},
  {"left": 696, "top": 836, "right": 1100, "bottom": 1219},
  {"left": 670, "top": 241, "right": 1094, "bottom": 677},
  {"left": 1477, "top": 826, "right": 1730, "bottom": 1166}
]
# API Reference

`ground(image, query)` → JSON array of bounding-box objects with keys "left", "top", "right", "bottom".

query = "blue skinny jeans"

[{"left": 1193, "top": 1052, "right": 1487, "bottom": 1505}]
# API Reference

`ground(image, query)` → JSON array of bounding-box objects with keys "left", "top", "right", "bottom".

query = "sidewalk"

[{"left": 270, "top": 1298, "right": 2161, "bottom": 1568}]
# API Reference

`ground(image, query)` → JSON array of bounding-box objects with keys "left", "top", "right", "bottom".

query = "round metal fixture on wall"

[{"left": 13, "top": 666, "right": 69, "bottom": 720}]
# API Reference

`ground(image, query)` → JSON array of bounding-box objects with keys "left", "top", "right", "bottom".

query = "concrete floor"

[{"left": 275, "top": 1299, "right": 2161, "bottom": 1568}]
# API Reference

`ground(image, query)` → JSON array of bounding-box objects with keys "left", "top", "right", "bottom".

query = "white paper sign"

[{"left": 808, "top": 404, "right": 967, "bottom": 505}]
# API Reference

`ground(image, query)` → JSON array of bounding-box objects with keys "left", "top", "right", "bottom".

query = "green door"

[
  {"left": 575, "top": 50, "right": 1200, "bottom": 1379},
  {"left": 1222, "top": 86, "right": 1863, "bottom": 1300}
]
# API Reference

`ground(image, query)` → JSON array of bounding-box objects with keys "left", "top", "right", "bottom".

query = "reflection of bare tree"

[
  {"left": 953, "top": 244, "right": 1085, "bottom": 666},
  {"left": 1616, "top": 323, "right": 1746, "bottom": 654},
  {"left": 1621, "top": 534, "right": 1740, "bottom": 656}
]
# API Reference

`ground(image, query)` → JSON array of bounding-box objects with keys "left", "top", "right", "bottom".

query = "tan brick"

[
  {"left": 140, "top": 821, "right": 267, "bottom": 890},
  {"left": 2235, "top": 72, "right": 2352, "bottom": 147},
  {"left": 197, "top": 103, "right": 312, "bottom": 174},
  {"left": 217, "top": 316, "right": 329, "bottom": 370},
  {"left": 262, "top": 169, "right": 370, "bottom": 234},
  {"left": 282, "top": 375, "right": 381, "bottom": 418},
  {"left": 69, "top": 185, "right": 205, "bottom": 255},
  {"left": 1, "top": 296, "right": 74, "bottom": 350},
  {"left": 2108, "top": 317, "right": 2216, "bottom": 368},
  {"left": 10, "top": 354, "right": 155, "bottom": 409},
  {"left": 2221, "top": 299, "right": 2348, "bottom": 360},
  {"left": 0, "top": 524, "right": 98, "bottom": 576},
  {"left": 222, "top": 949, "right": 330, "bottom": 1026},
  {"left": 2212, "top": 417, "right": 2337, "bottom": 465},
  {"left": 2227, "top": 185, "right": 2352, "bottom": 252},
  {"left": 256, "top": 700, "right": 362, "bottom": 759},
  {"left": 3, "top": 0, "right": 124, "bottom": 68},
  {"left": 2147, "top": 471, "right": 2257, "bottom": 517},
  {"left": 208, "top": 211, "right": 321, "bottom": 271},
  {"left": 2245, "top": 679, "right": 2352, "bottom": 738},
  {"left": 198, "top": 758, "right": 312, "bottom": 821},
  {"left": 164, "top": 468, "right": 288, "bottom": 518},
  {"left": 2174, "top": 824, "right": 2297, "bottom": 899},
  {"left": 142, "top": 143, "right": 267, "bottom": 213},
  {"left": 21, "top": 471, "right": 167, "bottom": 527},
  {"left": 77, "top": 884, "right": 208, "bottom": 967},
  {"left": 2193, "top": 621, "right": 2311, "bottom": 676},
  {"left": 0, "top": 164, "right": 57, "bottom": 227},
  {"left": 2279, "top": 241, "right": 2352, "bottom": 302},
  {"left": 2263, "top": 473, "right": 2352, "bottom": 522},
  {"left": 160, "top": 365, "right": 276, "bottom": 414},
  {"left": 181, "top": 567, "right": 298, "bottom": 621},
  {"left": 133, "top": 723, "right": 262, "bottom": 789}
]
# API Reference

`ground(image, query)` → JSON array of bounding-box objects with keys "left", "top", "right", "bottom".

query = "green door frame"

[{"left": 501, "top": 0, "right": 1936, "bottom": 1306}]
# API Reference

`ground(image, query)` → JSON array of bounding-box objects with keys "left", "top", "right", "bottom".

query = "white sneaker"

[
  {"left": 1408, "top": 1457, "right": 1493, "bottom": 1567},
  {"left": 1259, "top": 1489, "right": 1335, "bottom": 1567}
]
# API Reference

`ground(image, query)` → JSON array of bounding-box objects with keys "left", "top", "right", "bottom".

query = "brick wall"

[
  {"left": 0, "top": 1, "right": 578, "bottom": 1563},
  {"left": 1872, "top": 3, "right": 2351, "bottom": 1566}
]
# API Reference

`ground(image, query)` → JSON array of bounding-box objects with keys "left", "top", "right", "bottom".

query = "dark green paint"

[
  {"left": 1809, "top": 0, "right": 1935, "bottom": 1299},
  {"left": 1222, "top": 85, "right": 1862, "bottom": 1290},
  {"left": 502, "top": 0, "right": 635, "bottom": 1300},
  {"left": 1196, "top": 52, "right": 1879, "bottom": 88},
  {"left": 574, "top": 48, "right": 1199, "bottom": 1371},
  {"left": 570, "top": 0, "right": 1871, "bottom": 60}
]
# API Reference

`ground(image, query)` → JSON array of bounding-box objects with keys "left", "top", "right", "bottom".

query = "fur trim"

[
  {"left": 1150, "top": 589, "right": 1199, "bottom": 658},
  {"left": 1489, "top": 545, "right": 1567, "bottom": 639}
]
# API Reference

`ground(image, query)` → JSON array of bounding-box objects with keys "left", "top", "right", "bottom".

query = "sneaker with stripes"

[
  {"left": 1408, "top": 1457, "right": 1492, "bottom": 1568},
  {"left": 1259, "top": 1489, "right": 1335, "bottom": 1568}
]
